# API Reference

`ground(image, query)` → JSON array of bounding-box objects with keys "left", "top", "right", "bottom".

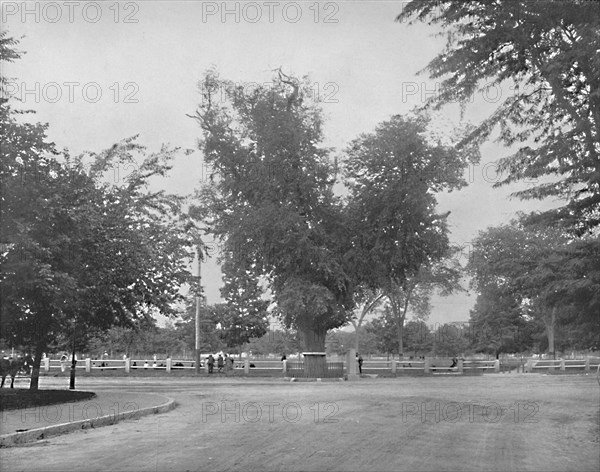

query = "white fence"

[
  {"left": 362, "top": 359, "right": 500, "bottom": 373},
  {"left": 38, "top": 357, "right": 600, "bottom": 375},
  {"left": 40, "top": 357, "right": 287, "bottom": 374},
  {"left": 524, "top": 358, "right": 599, "bottom": 373}
]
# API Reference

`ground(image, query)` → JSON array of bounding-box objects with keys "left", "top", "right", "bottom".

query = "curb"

[{"left": 0, "top": 395, "right": 176, "bottom": 447}]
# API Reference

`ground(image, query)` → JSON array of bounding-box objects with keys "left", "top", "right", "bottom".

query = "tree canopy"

[
  {"left": 1, "top": 36, "right": 194, "bottom": 389},
  {"left": 218, "top": 252, "right": 270, "bottom": 351},
  {"left": 190, "top": 69, "right": 353, "bottom": 369},
  {"left": 343, "top": 114, "right": 469, "bottom": 355},
  {"left": 467, "top": 218, "right": 599, "bottom": 355},
  {"left": 398, "top": 0, "right": 600, "bottom": 234},
  {"left": 191, "top": 70, "right": 472, "bottom": 372}
]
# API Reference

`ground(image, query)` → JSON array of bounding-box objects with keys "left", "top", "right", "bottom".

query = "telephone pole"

[{"left": 195, "top": 246, "right": 202, "bottom": 374}]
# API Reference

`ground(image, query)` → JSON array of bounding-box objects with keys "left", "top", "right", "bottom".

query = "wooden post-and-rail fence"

[{"left": 30, "top": 357, "right": 600, "bottom": 376}]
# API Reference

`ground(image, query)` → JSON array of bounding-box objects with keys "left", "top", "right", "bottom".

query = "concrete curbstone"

[{"left": 0, "top": 396, "right": 176, "bottom": 447}]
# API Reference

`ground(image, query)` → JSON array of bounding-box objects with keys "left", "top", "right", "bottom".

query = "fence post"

[
  {"left": 391, "top": 359, "right": 396, "bottom": 374},
  {"left": 559, "top": 359, "right": 565, "bottom": 371},
  {"left": 458, "top": 358, "right": 464, "bottom": 374},
  {"left": 85, "top": 358, "right": 91, "bottom": 373},
  {"left": 346, "top": 349, "right": 358, "bottom": 380},
  {"left": 166, "top": 358, "right": 172, "bottom": 373},
  {"left": 44, "top": 357, "right": 50, "bottom": 372},
  {"left": 424, "top": 357, "right": 430, "bottom": 374},
  {"left": 125, "top": 358, "right": 130, "bottom": 373},
  {"left": 282, "top": 360, "right": 287, "bottom": 373},
  {"left": 585, "top": 358, "right": 590, "bottom": 372},
  {"left": 244, "top": 358, "right": 250, "bottom": 374},
  {"left": 494, "top": 359, "right": 500, "bottom": 373},
  {"left": 525, "top": 359, "right": 533, "bottom": 373}
]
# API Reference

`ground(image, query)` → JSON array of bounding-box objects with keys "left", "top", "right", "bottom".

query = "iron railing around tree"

[{"left": 285, "top": 361, "right": 344, "bottom": 378}]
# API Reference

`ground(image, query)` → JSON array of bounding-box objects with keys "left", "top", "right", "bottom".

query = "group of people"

[{"left": 205, "top": 353, "right": 235, "bottom": 374}]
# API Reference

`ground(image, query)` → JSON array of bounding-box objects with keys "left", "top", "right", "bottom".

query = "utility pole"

[{"left": 195, "top": 246, "right": 202, "bottom": 374}]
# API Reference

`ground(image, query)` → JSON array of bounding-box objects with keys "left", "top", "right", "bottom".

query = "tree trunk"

[
  {"left": 352, "top": 291, "right": 383, "bottom": 355},
  {"left": 69, "top": 327, "right": 77, "bottom": 390},
  {"left": 397, "top": 319, "right": 404, "bottom": 358},
  {"left": 388, "top": 282, "right": 411, "bottom": 359},
  {"left": 389, "top": 297, "right": 406, "bottom": 358},
  {"left": 70, "top": 348, "right": 77, "bottom": 390},
  {"left": 352, "top": 321, "right": 360, "bottom": 353},
  {"left": 299, "top": 326, "right": 327, "bottom": 378},
  {"left": 29, "top": 342, "right": 46, "bottom": 391},
  {"left": 545, "top": 307, "right": 557, "bottom": 359}
]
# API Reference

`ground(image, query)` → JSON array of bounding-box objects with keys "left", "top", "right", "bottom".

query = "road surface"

[{"left": 1, "top": 374, "right": 598, "bottom": 472}]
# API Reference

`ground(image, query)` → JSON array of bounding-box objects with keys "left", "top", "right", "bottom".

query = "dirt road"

[{"left": 1, "top": 374, "right": 598, "bottom": 471}]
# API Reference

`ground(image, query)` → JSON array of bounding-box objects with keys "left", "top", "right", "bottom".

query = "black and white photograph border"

[{"left": 1, "top": 1, "right": 599, "bottom": 471}]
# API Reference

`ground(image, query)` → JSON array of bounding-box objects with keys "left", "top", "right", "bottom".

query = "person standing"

[
  {"left": 357, "top": 353, "right": 363, "bottom": 374},
  {"left": 207, "top": 354, "right": 214, "bottom": 374},
  {"left": 60, "top": 354, "right": 68, "bottom": 373},
  {"left": 217, "top": 354, "right": 224, "bottom": 373}
]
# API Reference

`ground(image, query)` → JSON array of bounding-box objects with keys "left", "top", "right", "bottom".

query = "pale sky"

[{"left": 1, "top": 1, "right": 558, "bottom": 325}]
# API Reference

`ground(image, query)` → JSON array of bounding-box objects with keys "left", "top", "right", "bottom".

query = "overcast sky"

[{"left": 2, "top": 1, "right": 558, "bottom": 326}]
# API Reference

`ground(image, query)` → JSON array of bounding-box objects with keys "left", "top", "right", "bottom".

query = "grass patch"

[{"left": 0, "top": 389, "right": 96, "bottom": 411}]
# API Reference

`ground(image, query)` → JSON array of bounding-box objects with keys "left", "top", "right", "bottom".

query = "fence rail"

[
  {"left": 31, "top": 357, "right": 600, "bottom": 376},
  {"left": 38, "top": 357, "right": 285, "bottom": 374},
  {"left": 524, "top": 358, "right": 599, "bottom": 373}
]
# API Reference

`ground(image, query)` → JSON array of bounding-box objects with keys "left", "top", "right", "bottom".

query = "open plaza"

[{"left": 1, "top": 373, "right": 599, "bottom": 472}]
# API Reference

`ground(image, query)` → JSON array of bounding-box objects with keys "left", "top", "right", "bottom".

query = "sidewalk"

[{"left": 0, "top": 390, "right": 175, "bottom": 447}]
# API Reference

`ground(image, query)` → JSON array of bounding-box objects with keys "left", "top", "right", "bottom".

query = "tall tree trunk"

[
  {"left": 397, "top": 314, "right": 404, "bottom": 358},
  {"left": 545, "top": 306, "right": 557, "bottom": 359},
  {"left": 69, "top": 325, "right": 77, "bottom": 390},
  {"left": 387, "top": 295, "right": 404, "bottom": 357},
  {"left": 299, "top": 326, "right": 327, "bottom": 378},
  {"left": 350, "top": 320, "right": 360, "bottom": 353},
  {"left": 399, "top": 292, "right": 412, "bottom": 357},
  {"left": 352, "top": 290, "right": 383, "bottom": 355},
  {"left": 29, "top": 341, "right": 46, "bottom": 391},
  {"left": 387, "top": 301, "right": 405, "bottom": 357},
  {"left": 388, "top": 285, "right": 411, "bottom": 359}
]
